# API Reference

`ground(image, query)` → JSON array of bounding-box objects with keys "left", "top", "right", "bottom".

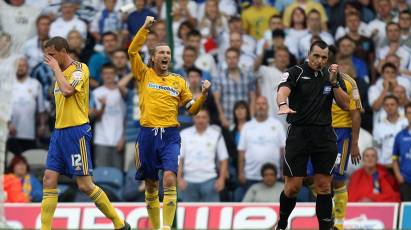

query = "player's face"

[
  {"left": 153, "top": 45, "right": 171, "bottom": 72},
  {"left": 308, "top": 46, "right": 328, "bottom": 70},
  {"left": 362, "top": 149, "right": 378, "bottom": 168},
  {"left": 101, "top": 68, "right": 116, "bottom": 84},
  {"left": 44, "top": 46, "right": 64, "bottom": 65},
  {"left": 262, "top": 169, "right": 277, "bottom": 187},
  {"left": 194, "top": 110, "right": 209, "bottom": 130},
  {"left": 383, "top": 98, "right": 399, "bottom": 116}
]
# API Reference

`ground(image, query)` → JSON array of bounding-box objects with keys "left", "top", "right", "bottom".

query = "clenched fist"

[
  {"left": 201, "top": 80, "right": 211, "bottom": 95},
  {"left": 143, "top": 16, "right": 155, "bottom": 29},
  {"left": 329, "top": 64, "right": 338, "bottom": 84}
]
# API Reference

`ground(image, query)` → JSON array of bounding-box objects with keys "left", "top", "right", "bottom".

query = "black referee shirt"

[{"left": 278, "top": 62, "right": 346, "bottom": 126}]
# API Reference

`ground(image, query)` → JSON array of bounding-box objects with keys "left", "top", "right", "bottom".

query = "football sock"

[
  {"left": 162, "top": 186, "right": 177, "bottom": 228},
  {"left": 145, "top": 190, "right": 161, "bottom": 229},
  {"left": 41, "top": 188, "right": 58, "bottom": 230},
  {"left": 333, "top": 185, "right": 348, "bottom": 230},
  {"left": 88, "top": 186, "right": 124, "bottom": 229},
  {"left": 277, "top": 191, "right": 297, "bottom": 229},
  {"left": 316, "top": 193, "right": 333, "bottom": 230}
]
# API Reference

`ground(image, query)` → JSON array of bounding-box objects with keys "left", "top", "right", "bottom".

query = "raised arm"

[
  {"left": 330, "top": 64, "right": 350, "bottom": 110},
  {"left": 128, "top": 16, "right": 155, "bottom": 80}
]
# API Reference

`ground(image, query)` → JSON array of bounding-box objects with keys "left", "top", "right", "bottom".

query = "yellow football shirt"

[
  {"left": 283, "top": 0, "right": 328, "bottom": 27},
  {"left": 332, "top": 74, "right": 362, "bottom": 128},
  {"left": 54, "top": 61, "right": 90, "bottom": 129},
  {"left": 129, "top": 28, "right": 193, "bottom": 128},
  {"left": 241, "top": 5, "right": 279, "bottom": 40}
]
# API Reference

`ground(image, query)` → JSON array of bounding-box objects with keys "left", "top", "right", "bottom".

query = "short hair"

[
  {"left": 225, "top": 47, "right": 240, "bottom": 56},
  {"left": 44, "top": 36, "right": 70, "bottom": 52},
  {"left": 272, "top": 29, "right": 285, "bottom": 38},
  {"left": 270, "top": 14, "right": 282, "bottom": 21},
  {"left": 187, "top": 67, "right": 203, "bottom": 77},
  {"left": 183, "top": 45, "right": 197, "bottom": 54},
  {"left": 384, "top": 95, "right": 399, "bottom": 104},
  {"left": 309, "top": 40, "right": 328, "bottom": 53},
  {"left": 101, "top": 31, "right": 118, "bottom": 41},
  {"left": 113, "top": 48, "right": 128, "bottom": 56},
  {"left": 177, "top": 20, "right": 195, "bottom": 39},
  {"left": 187, "top": 30, "right": 202, "bottom": 39},
  {"left": 345, "top": 11, "right": 361, "bottom": 20},
  {"left": 336, "top": 35, "right": 356, "bottom": 48},
  {"left": 381, "top": 62, "right": 397, "bottom": 72},
  {"left": 228, "top": 16, "right": 241, "bottom": 24},
  {"left": 386, "top": 21, "right": 400, "bottom": 31},
  {"left": 101, "top": 63, "right": 116, "bottom": 72},
  {"left": 344, "top": 0, "right": 362, "bottom": 12},
  {"left": 400, "top": 9, "right": 410, "bottom": 16},
  {"left": 308, "top": 9, "right": 321, "bottom": 17},
  {"left": 36, "top": 15, "right": 51, "bottom": 25},
  {"left": 260, "top": 163, "right": 277, "bottom": 177}
]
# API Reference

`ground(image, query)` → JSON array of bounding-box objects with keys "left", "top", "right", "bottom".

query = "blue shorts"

[
  {"left": 134, "top": 127, "right": 181, "bottom": 181},
  {"left": 307, "top": 128, "right": 352, "bottom": 180},
  {"left": 46, "top": 124, "right": 93, "bottom": 178}
]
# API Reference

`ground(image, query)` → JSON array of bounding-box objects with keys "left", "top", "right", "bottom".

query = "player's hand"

[
  {"left": 44, "top": 55, "right": 60, "bottom": 71},
  {"left": 277, "top": 105, "right": 296, "bottom": 115},
  {"left": 178, "top": 178, "right": 187, "bottom": 191},
  {"left": 201, "top": 80, "right": 211, "bottom": 95},
  {"left": 351, "top": 143, "right": 361, "bottom": 165},
  {"left": 214, "top": 177, "right": 225, "bottom": 192},
  {"left": 143, "top": 16, "right": 155, "bottom": 29},
  {"left": 329, "top": 64, "right": 338, "bottom": 84}
]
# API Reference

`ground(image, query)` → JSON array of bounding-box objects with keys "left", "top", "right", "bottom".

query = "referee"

[{"left": 275, "top": 41, "right": 349, "bottom": 230}]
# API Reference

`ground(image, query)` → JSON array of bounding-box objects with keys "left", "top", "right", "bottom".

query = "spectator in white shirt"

[
  {"left": 219, "top": 31, "right": 256, "bottom": 73},
  {"left": 236, "top": 96, "right": 286, "bottom": 201},
  {"left": 399, "top": 10, "right": 411, "bottom": 46},
  {"left": 242, "top": 163, "right": 284, "bottom": 202},
  {"left": 92, "top": 63, "right": 126, "bottom": 169},
  {"left": 376, "top": 22, "right": 411, "bottom": 73},
  {"left": 373, "top": 95, "right": 408, "bottom": 168},
  {"left": 7, "top": 58, "right": 45, "bottom": 155},
  {"left": 255, "top": 47, "right": 290, "bottom": 122},
  {"left": 284, "top": 7, "right": 308, "bottom": 60},
  {"left": 49, "top": 1, "right": 87, "bottom": 38},
  {"left": 367, "top": 0, "right": 396, "bottom": 48},
  {"left": 298, "top": 9, "right": 334, "bottom": 60},
  {"left": 198, "top": 0, "right": 228, "bottom": 40},
  {"left": 368, "top": 63, "right": 411, "bottom": 127},
  {"left": 257, "top": 15, "right": 285, "bottom": 56},
  {"left": 178, "top": 108, "right": 229, "bottom": 202},
  {"left": 22, "top": 15, "right": 51, "bottom": 72},
  {"left": 0, "top": 0, "right": 40, "bottom": 52}
]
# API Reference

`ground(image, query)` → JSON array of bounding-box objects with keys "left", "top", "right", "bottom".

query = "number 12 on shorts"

[{"left": 71, "top": 154, "right": 82, "bottom": 169}]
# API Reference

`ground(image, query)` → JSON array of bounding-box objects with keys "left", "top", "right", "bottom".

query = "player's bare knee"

[
  {"left": 163, "top": 171, "right": 176, "bottom": 188},
  {"left": 43, "top": 171, "right": 58, "bottom": 189},
  {"left": 333, "top": 179, "right": 346, "bottom": 189},
  {"left": 77, "top": 180, "right": 95, "bottom": 195},
  {"left": 145, "top": 179, "right": 159, "bottom": 193}
]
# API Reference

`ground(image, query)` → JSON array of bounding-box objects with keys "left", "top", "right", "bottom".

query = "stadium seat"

[
  {"left": 93, "top": 167, "right": 124, "bottom": 201},
  {"left": 22, "top": 149, "right": 48, "bottom": 180}
]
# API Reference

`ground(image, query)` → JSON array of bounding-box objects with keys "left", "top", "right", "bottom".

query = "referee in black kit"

[{"left": 275, "top": 41, "right": 350, "bottom": 230}]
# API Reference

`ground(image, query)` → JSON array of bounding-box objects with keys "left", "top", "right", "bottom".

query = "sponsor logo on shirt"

[
  {"left": 323, "top": 85, "right": 332, "bottom": 95},
  {"left": 148, "top": 82, "right": 179, "bottom": 96}
]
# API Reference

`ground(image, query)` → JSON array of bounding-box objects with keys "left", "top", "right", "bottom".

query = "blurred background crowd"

[{"left": 0, "top": 0, "right": 411, "bottom": 204}]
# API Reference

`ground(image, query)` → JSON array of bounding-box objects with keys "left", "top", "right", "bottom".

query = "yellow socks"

[
  {"left": 145, "top": 190, "right": 161, "bottom": 229},
  {"left": 41, "top": 188, "right": 58, "bottom": 230},
  {"left": 88, "top": 186, "right": 124, "bottom": 229},
  {"left": 162, "top": 186, "right": 177, "bottom": 228},
  {"left": 333, "top": 185, "right": 348, "bottom": 230}
]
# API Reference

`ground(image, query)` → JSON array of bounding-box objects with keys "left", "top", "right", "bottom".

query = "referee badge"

[
  {"left": 280, "top": 72, "right": 289, "bottom": 83},
  {"left": 323, "top": 85, "right": 332, "bottom": 95}
]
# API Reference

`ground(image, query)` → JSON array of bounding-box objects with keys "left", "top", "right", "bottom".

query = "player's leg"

[
  {"left": 277, "top": 126, "right": 309, "bottom": 230},
  {"left": 160, "top": 128, "right": 181, "bottom": 230},
  {"left": 311, "top": 126, "right": 339, "bottom": 230},
  {"left": 41, "top": 170, "right": 59, "bottom": 230},
  {"left": 136, "top": 127, "right": 161, "bottom": 229},
  {"left": 70, "top": 124, "right": 128, "bottom": 229},
  {"left": 41, "top": 130, "right": 64, "bottom": 230},
  {"left": 332, "top": 128, "right": 351, "bottom": 230}
]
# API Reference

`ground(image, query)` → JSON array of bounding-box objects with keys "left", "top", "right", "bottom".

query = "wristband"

[{"left": 279, "top": 102, "right": 287, "bottom": 108}]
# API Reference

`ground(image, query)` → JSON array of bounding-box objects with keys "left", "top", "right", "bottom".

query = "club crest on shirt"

[
  {"left": 72, "top": 71, "right": 82, "bottom": 80},
  {"left": 323, "top": 85, "right": 332, "bottom": 95}
]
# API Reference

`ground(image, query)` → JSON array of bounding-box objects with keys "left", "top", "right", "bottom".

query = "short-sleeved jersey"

[
  {"left": 332, "top": 74, "right": 362, "bottom": 128},
  {"left": 393, "top": 128, "right": 411, "bottom": 183},
  {"left": 54, "top": 61, "right": 90, "bottom": 129},
  {"left": 278, "top": 62, "right": 346, "bottom": 126},
  {"left": 128, "top": 28, "right": 193, "bottom": 128}
]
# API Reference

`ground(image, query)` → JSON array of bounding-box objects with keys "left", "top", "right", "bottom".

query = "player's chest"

[{"left": 143, "top": 79, "right": 182, "bottom": 98}]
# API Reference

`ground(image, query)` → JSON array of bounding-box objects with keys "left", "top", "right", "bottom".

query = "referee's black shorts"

[{"left": 283, "top": 125, "right": 338, "bottom": 177}]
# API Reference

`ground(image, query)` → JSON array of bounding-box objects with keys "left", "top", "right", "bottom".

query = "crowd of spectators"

[{"left": 1, "top": 0, "right": 411, "bottom": 203}]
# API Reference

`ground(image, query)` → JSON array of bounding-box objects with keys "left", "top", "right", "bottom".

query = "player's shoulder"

[
  {"left": 285, "top": 64, "right": 304, "bottom": 76},
  {"left": 169, "top": 72, "right": 185, "bottom": 80}
]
